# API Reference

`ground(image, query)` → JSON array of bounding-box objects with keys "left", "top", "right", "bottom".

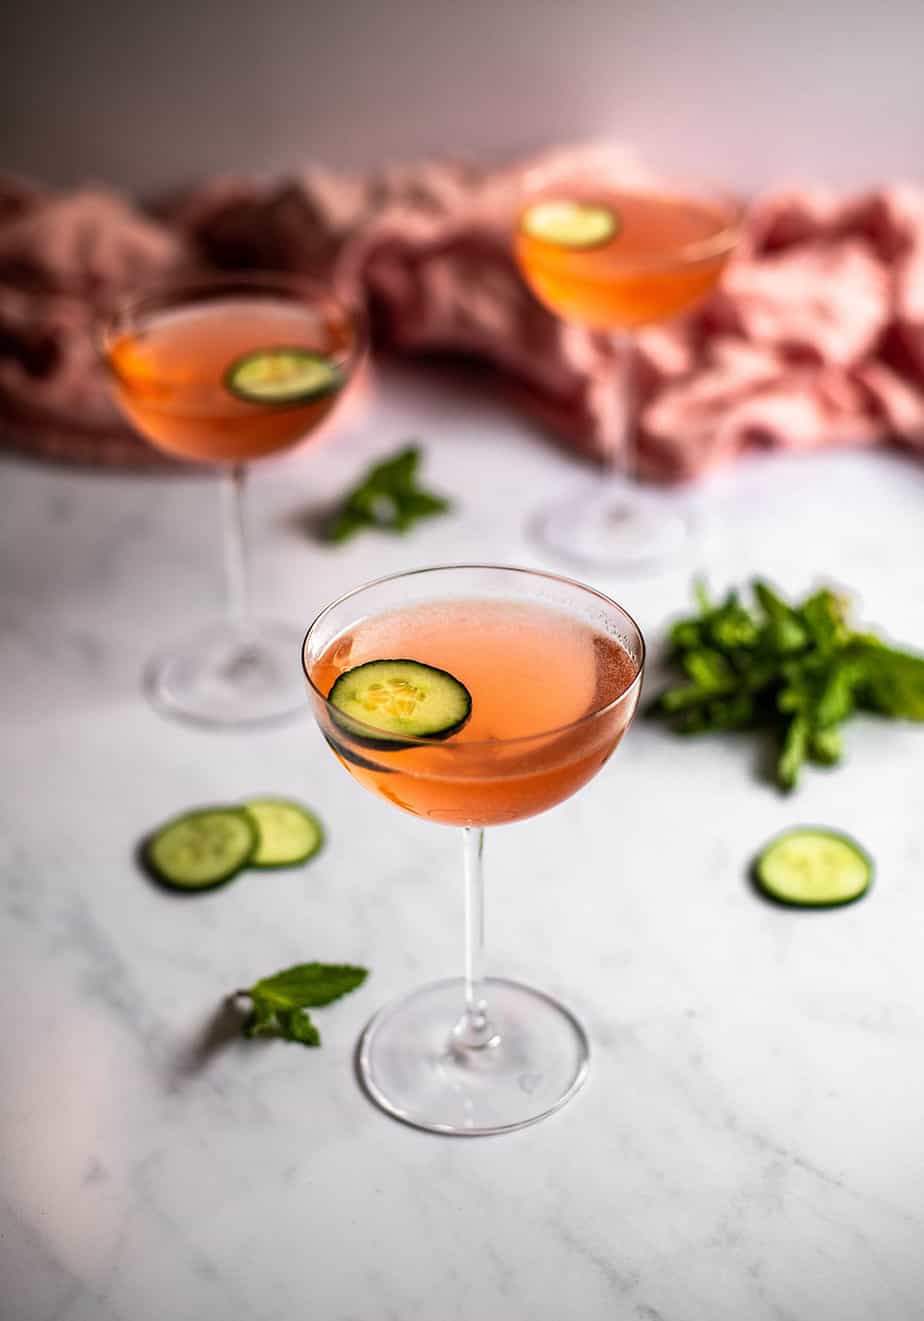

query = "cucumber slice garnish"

[
  {"left": 243, "top": 798, "right": 324, "bottom": 869},
  {"left": 754, "top": 827, "right": 873, "bottom": 908},
  {"left": 143, "top": 808, "right": 257, "bottom": 892},
  {"left": 224, "top": 348, "right": 341, "bottom": 406},
  {"left": 329, "top": 659, "right": 472, "bottom": 749},
  {"left": 520, "top": 199, "right": 621, "bottom": 250}
]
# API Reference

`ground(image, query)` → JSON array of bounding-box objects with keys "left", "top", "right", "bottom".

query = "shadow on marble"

[
  {"left": 170, "top": 996, "right": 252, "bottom": 1084},
  {"left": 279, "top": 498, "right": 342, "bottom": 546}
]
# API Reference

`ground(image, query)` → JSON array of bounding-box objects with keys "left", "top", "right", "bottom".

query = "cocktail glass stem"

[
  {"left": 222, "top": 463, "right": 251, "bottom": 634},
  {"left": 531, "top": 327, "right": 690, "bottom": 569},
  {"left": 603, "top": 329, "right": 635, "bottom": 481},
  {"left": 142, "top": 452, "right": 303, "bottom": 723},
  {"left": 453, "top": 826, "right": 500, "bottom": 1050}
]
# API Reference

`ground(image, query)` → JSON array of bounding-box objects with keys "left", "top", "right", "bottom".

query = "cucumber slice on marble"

[
  {"left": 143, "top": 808, "right": 257, "bottom": 891},
  {"left": 243, "top": 798, "right": 324, "bottom": 869},
  {"left": 754, "top": 827, "right": 872, "bottom": 908}
]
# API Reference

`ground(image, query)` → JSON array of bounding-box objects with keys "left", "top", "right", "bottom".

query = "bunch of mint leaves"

[
  {"left": 236, "top": 962, "right": 368, "bottom": 1046},
  {"left": 651, "top": 579, "right": 924, "bottom": 790},
  {"left": 325, "top": 444, "right": 450, "bottom": 543}
]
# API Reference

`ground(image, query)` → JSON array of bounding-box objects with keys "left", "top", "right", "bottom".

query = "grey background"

[{"left": 3, "top": 0, "right": 924, "bottom": 193}]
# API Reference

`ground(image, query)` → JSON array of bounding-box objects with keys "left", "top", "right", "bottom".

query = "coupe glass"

[
  {"left": 303, "top": 565, "right": 644, "bottom": 1134},
  {"left": 102, "top": 271, "right": 365, "bottom": 727},
  {"left": 514, "top": 160, "right": 741, "bottom": 570}
]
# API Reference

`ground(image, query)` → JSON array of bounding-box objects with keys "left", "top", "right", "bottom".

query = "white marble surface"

[{"left": 2, "top": 364, "right": 924, "bottom": 1321}]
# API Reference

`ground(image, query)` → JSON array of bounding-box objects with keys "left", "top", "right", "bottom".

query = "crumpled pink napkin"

[
  {"left": 0, "top": 177, "right": 185, "bottom": 464},
  {"left": 636, "top": 188, "right": 924, "bottom": 477},
  {"left": 1, "top": 155, "right": 923, "bottom": 476}
]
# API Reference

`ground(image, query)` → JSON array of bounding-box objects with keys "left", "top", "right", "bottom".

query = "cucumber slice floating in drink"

[
  {"left": 143, "top": 808, "right": 258, "bottom": 891},
  {"left": 753, "top": 828, "right": 873, "bottom": 908},
  {"left": 520, "top": 199, "right": 621, "bottom": 250},
  {"left": 243, "top": 798, "right": 324, "bottom": 868},
  {"left": 224, "top": 348, "right": 342, "bottom": 405},
  {"left": 329, "top": 659, "right": 472, "bottom": 748}
]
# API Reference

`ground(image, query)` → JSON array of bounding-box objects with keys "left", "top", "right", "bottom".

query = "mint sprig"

[
  {"left": 326, "top": 444, "right": 450, "bottom": 543},
  {"left": 651, "top": 578, "right": 924, "bottom": 791},
  {"left": 237, "top": 962, "right": 368, "bottom": 1047}
]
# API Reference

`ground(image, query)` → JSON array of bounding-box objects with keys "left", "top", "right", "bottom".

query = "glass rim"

[
  {"left": 98, "top": 267, "right": 368, "bottom": 377},
  {"left": 301, "top": 563, "right": 646, "bottom": 751},
  {"left": 516, "top": 174, "right": 744, "bottom": 268}
]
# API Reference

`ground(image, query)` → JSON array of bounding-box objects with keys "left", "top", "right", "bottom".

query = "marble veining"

[{"left": 2, "top": 368, "right": 924, "bottom": 1320}]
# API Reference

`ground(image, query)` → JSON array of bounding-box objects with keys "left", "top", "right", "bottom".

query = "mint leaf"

[
  {"left": 237, "top": 962, "right": 368, "bottom": 1048},
  {"left": 652, "top": 577, "right": 924, "bottom": 791},
  {"left": 681, "top": 648, "right": 735, "bottom": 691},
  {"left": 325, "top": 444, "right": 450, "bottom": 543},
  {"left": 274, "top": 1008, "right": 321, "bottom": 1047},
  {"left": 362, "top": 445, "right": 419, "bottom": 489},
  {"left": 242, "top": 999, "right": 276, "bottom": 1038},
  {"left": 813, "top": 656, "right": 863, "bottom": 726},
  {"left": 809, "top": 726, "right": 843, "bottom": 765},
  {"left": 252, "top": 962, "right": 368, "bottom": 1009},
  {"left": 798, "top": 589, "right": 850, "bottom": 652},
  {"left": 777, "top": 714, "right": 809, "bottom": 790},
  {"left": 693, "top": 577, "right": 712, "bottom": 613},
  {"left": 854, "top": 643, "right": 924, "bottom": 720}
]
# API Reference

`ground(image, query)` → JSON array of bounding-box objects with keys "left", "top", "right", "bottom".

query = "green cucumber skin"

[
  {"left": 224, "top": 349, "right": 342, "bottom": 408},
  {"left": 329, "top": 658, "right": 472, "bottom": 751},
  {"left": 140, "top": 807, "right": 257, "bottom": 894},
  {"left": 248, "top": 852, "right": 320, "bottom": 871},
  {"left": 323, "top": 731, "right": 397, "bottom": 773},
  {"left": 751, "top": 826, "right": 873, "bottom": 910},
  {"left": 242, "top": 799, "right": 325, "bottom": 870}
]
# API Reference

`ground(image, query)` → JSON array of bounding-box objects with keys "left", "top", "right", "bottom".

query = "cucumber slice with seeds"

[
  {"left": 243, "top": 798, "right": 324, "bottom": 869},
  {"left": 521, "top": 199, "right": 621, "bottom": 249},
  {"left": 329, "top": 659, "right": 471, "bottom": 749},
  {"left": 143, "top": 808, "right": 257, "bottom": 891},
  {"left": 754, "top": 827, "right": 872, "bottom": 908},
  {"left": 225, "top": 348, "right": 341, "bottom": 405}
]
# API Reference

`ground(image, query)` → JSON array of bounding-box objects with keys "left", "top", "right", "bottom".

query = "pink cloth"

[
  {"left": 0, "top": 179, "right": 185, "bottom": 465},
  {"left": 637, "top": 188, "right": 924, "bottom": 477},
  {"left": 1, "top": 157, "right": 923, "bottom": 476}
]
